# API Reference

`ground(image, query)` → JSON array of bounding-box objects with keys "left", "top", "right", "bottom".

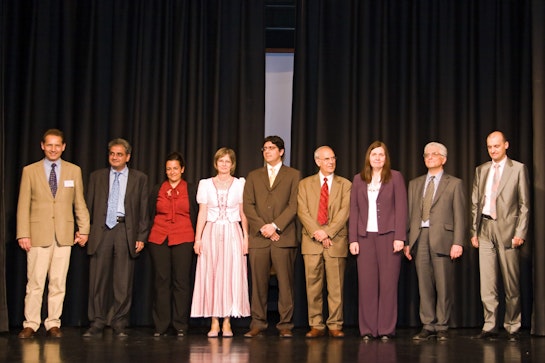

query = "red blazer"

[{"left": 349, "top": 169, "right": 407, "bottom": 242}]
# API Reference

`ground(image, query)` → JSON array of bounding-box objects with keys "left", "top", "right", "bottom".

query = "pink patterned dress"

[{"left": 190, "top": 177, "right": 250, "bottom": 318}]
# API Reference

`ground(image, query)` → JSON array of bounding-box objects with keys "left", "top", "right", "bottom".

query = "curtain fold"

[
  {"left": 292, "top": 0, "right": 542, "bottom": 331},
  {"left": 1, "top": 0, "right": 264, "bottom": 329}
]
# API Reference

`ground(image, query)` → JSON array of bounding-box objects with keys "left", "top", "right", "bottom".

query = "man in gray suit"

[
  {"left": 470, "top": 131, "right": 530, "bottom": 341},
  {"left": 404, "top": 142, "right": 465, "bottom": 341},
  {"left": 243, "top": 135, "right": 300, "bottom": 338},
  {"left": 83, "top": 138, "right": 149, "bottom": 337}
]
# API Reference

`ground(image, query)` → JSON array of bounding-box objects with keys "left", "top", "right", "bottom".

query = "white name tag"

[{"left": 64, "top": 180, "right": 75, "bottom": 187}]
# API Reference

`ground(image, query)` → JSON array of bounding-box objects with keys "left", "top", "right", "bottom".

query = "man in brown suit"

[
  {"left": 297, "top": 146, "right": 351, "bottom": 338},
  {"left": 243, "top": 135, "right": 300, "bottom": 338},
  {"left": 16, "top": 129, "right": 90, "bottom": 338}
]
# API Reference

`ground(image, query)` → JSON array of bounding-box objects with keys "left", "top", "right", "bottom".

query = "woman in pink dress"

[{"left": 191, "top": 147, "right": 250, "bottom": 337}]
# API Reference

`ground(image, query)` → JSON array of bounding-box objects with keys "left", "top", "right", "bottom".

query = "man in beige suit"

[
  {"left": 470, "top": 131, "right": 530, "bottom": 341},
  {"left": 16, "top": 129, "right": 90, "bottom": 338},
  {"left": 243, "top": 135, "right": 300, "bottom": 338},
  {"left": 297, "top": 146, "right": 351, "bottom": 338}
]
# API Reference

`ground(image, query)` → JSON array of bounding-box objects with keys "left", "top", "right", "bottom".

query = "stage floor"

[{"left": 1, "top": 327, "right": 544, "bottom": 363}]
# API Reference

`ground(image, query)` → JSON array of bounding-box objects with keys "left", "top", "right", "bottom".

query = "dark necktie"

[
  {"left": 318, "top": 177, "right": 329, "bottom": 225},
  {"left": 422, "top": 176, "right": 435, "bottom": 221},
  {"left": 49, "top": 163, "right": 57, "bottom": 197},
  {"left": 106, "top": 172, "right": 120, "bottom": 229}
]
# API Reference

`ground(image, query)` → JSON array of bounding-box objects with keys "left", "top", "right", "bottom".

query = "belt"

[
  {"left": 481, "top": 214, "right": 495, "bottom": 221},
  {"left": 116, "top": 216, "right": 126, "bottom": 223}
]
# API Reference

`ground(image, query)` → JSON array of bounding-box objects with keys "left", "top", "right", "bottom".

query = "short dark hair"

[
  {"left": 263, "top": 135, "right": 285, "bottom": 151},
  {"left": 42, "top": 129, "right": 65, "bottom": 144},
  {"left": 166, "top": 151, "right": 185, "bottom": 169}
]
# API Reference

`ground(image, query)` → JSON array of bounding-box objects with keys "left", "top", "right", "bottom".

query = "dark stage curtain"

[
  {"left": 292, "top": 0, "right": 545, "bottom": 334},
  {"left": 1, "top": 0, "right": 264, "bottom": 330}
]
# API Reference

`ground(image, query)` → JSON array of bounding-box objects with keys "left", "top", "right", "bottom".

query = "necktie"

[
  {"left": 106, "top": 172, "right": 120, "bottom": 229},
  {"left": 422, "top": 176, "right": 435, "bottom": 221},
  {"left": 49, "top": 163, "right": 57, "bottom": 197},
  {"left": 269, "top": 167, "right": 276, "bottom": 187},
  {"left": 318, "top": 177, "right": 329, "bottom": 225},
  {"left": 490, "top": 164, "right": 500, "bottom": 219}
]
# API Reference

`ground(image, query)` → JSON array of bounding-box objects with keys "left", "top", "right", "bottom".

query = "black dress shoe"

[
  {"left": 412, "top": 329, "right": 435, "bottom": 341},
  {"left": 177, "top": 329, "right": 185, "bottom": 337},
  {"left": 82, "top": 326, "right": 103, "bottom": 337},
  {"left": 114, "top": 329, "right": 128, "bottom": 337},
  {"left": 437, "top": 331, "right": 448, "bottom": 341},
  {"left": 472, "top": 330, "right": 498, "bottom": 339}
]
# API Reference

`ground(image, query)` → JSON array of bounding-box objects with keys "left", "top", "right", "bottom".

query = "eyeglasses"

[
  {"left": 319, "top": 157, "right": 337, "bottom": 162},
  {"left": 261, "top": 146, "right": 278, "bottom": 151},
  {"left": 423, "top": 152, "right": 444, "bottom": 158}
]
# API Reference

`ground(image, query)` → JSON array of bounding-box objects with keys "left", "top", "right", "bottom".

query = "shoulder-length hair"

[{"left": 360, "top": 140, "right": 392, "bottom": 184}]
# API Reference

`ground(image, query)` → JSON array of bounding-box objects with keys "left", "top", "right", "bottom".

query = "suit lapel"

[
  {"left": 496, "top": 158, "right": 513, "bottom": 195},
  {"left": 432, "top": 174, "right": 448, "bottom": 207}
]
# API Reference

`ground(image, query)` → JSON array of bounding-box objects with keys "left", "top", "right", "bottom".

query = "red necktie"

[{"left": 318, "top": 177, "right": 329, "bottom": 225}]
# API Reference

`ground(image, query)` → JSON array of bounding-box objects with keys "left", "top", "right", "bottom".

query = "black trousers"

[{"left": 148, "top": 240, "right": 195, "bottom": 333}]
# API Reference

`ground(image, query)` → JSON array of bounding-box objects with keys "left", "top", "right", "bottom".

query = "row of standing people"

[{"left": 15, "top": 130, "right": 529, "bottom": 343}]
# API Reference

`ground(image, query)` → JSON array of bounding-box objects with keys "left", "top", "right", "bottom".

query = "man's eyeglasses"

[{"left": 261, "top": 146, "right": 278, "bottom": 151}]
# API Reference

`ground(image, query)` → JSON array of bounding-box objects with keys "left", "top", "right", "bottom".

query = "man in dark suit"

[
  {"left": 83, "top": 138, "right": 149, "bottom": 337},
  {"left": 297, "top": 146, "right": 351, "bottom": 338},
  {"left": 470, "top": 131, "right": 530, "bottom": 342},
  {"left": 404, "top": 142, "right": 465, "bottom": 341},
  {"left": 16, "top": 129, "right": 90, "bottom": 339},
  {"left": 243, "top": 135, "right": 300, "bottom": 338}
]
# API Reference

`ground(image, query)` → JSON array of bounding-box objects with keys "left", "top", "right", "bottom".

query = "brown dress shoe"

[
  {"left": 279, "top": 329, "right": 293, "bottom": 338},
  {"left": 18, "top": 327, "right": 35, "bottom": 339},
  {"left": 47, "top": 327, "right": 62, "bottom": 338},
  {"left": 328, "top": 329, "right": 345, "bottom": 338},
  {"left": 243, "top": 328, "right": 263, "bottom": 338},
  {"left": 305, "top": 328, "right": 326, "bottom": 338}
]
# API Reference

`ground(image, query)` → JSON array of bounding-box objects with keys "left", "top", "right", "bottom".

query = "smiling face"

[
  {"left": 108, "top": 144, "right": 131, "bottom": 171},
  {"left": 423, "top": 144, "right": 446, "bottom": 172},
  {"left": 41, "top": 135, "right": 66, "bottom": 162},
  {"left": 165, "top": 160, "right": 184, "bottom": 184},
  {"left": 487, "top": 132, "right": 509, "bottom": 163},
  {"left": 369, "top": 147, "right": 386, "bottom": 171},
  {"left": 262, "top": 141, "right": 284, "bottom": 166},
  {"left": 315, "top": 147, "right": 336, "bottom": 176},
  {"left": 216, "top": 154, "right": 233, "bottom": 176}
]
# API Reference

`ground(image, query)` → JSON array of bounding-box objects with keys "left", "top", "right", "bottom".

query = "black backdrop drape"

[
  {"left": 1, "top": 0, "right": 265, "bottom": 330},
  {"left": 292, "top": 0, "right": 545, "bottom": 334},
  {"left": 2, "top": 0, "right": 545, "bottom": 335}
]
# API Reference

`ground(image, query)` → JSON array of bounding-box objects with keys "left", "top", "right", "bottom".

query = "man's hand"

[
  {"left": 450, "top": 245, "right": 463, "bottom": 260},
  {"left": 18, "top": 238, "right": 32, "bottom": 252},
  {"left": 135, "top": 241, "right": 145, "bottom": 253},
  {"left": 74, "top": 232, "right": 89, "bottom": 247}
]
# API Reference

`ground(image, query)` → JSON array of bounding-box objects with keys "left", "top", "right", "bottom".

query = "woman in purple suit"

[{"left": 349, "top": 141, "right": 407, "bottom": 341}]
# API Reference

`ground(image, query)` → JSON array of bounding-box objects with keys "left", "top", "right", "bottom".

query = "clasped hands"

[{"left": 260, "top": 223, "right": 280, "bottom": 241}]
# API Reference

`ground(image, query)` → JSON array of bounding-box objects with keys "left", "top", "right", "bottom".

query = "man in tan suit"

[
  {"left": 16, "top": 129, "right": 90, "bottom": 338},
  {"left": 297, "top": 146, "right": 351, "bottom": 338},
  {"left": 470, "top": 131, "right": 530, "bottom": 341},
  {"left": 243, "top": 135, "right": 300, "bottom": 338}
]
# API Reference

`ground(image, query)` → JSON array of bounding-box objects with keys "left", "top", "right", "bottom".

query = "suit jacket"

[
  {"left": 297, "top": 173, "right": 351, "bottom": 257},
  {"left": 407, "top": 173, "right": 466, "bottom": 255},
  {"left": 17, "top": 159, "right": 90, "bottom": 246},
  {"left": 243, "top": 164, "right": 301, "bottom": 248},
  {"left": 471, "top": 157, "right": 530, "bottom": 247},
  {"left": 349, "top": 170, "right": 407, "bottom": 242},
  {"left": 86, "top": 168, "right": 150, "bottom": 258}
]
